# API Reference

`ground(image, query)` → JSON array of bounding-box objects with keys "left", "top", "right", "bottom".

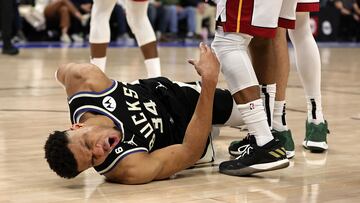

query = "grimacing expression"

[{"left": 66, "top": 124, "right": 121, "bottom": 172}]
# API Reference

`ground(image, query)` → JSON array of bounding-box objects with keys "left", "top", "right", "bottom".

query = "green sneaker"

[
  {"left": 272, "top": 130, "right": 295, "bottom": 159},
  {"left": 303, "top": 120, "right": 330, "bottom": 153}
]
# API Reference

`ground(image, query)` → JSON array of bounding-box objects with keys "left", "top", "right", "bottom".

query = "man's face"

[{"left": 66, "top": 124, "right": 121, "bottom": 172}]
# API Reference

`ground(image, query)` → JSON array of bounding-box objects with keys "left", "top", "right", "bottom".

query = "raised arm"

[
  {"left": 150, "top": 43, "right": 220, "bottom": 179},
  {"left": 106, "top": 43, "right": 220, "bottom": 184},
  {"left": 335, "top": 0, "right": 352, "bottom": 15}
]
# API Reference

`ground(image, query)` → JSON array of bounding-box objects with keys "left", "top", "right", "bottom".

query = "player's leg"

[
  {"left": 272, "top": 27, "right": 295, "bottom": 158},
  {"left": 255, "top": 0, "right": 297, "bottom": 159},
  {"left": 249, "top": 37, "right": 277, "bottom": 130},
  {"left": 89, "top": 0, "right": 117, "bottom": 71},
  {"left": 212, "top": 30, "right": 288, "bottom": 176},
  {"left": 288, "top": 12, "right": 329, "bottom": 152},
  {"left": 125, "top": 0, "right": 161, "bottom": 78}
]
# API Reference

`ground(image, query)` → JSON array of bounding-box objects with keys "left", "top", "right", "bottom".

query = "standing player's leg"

[
  {"left": 211, "top": 0, "right": 290, "bottom": 176},
  {"left": 212, "top": 32, "right": 288, "bottom": 176},
  {"left": 271, "top": 27, "right": 295, "bottom": 158},
  {"left": 229, "top": 0, "right": 297, "bottom": 159},
  {"left": 252, "top": 0, "right": 297, "bottom": 159},
  {"left": 125, "top": 0, "right": 161, "bottom": 78},
  {"left": 89, "top": 0, "right": 161, "bottom": 77},
  {"left": 288, "top": 12, "right": 329, "bottom": 152},
  {"left": 249, "top": 37, "right": 277, "bottom": 130},
  {"left": 89, "top": 0, "right": 117, "bottom": 72}
]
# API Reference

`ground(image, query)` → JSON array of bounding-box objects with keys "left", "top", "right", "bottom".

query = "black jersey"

[{"left": 68, "top": 77, "right": 233, "bottom": 175}]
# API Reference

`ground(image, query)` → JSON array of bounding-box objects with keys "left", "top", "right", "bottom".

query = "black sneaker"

[
  {"left": 220, "top": 138, "right": 289, "bottom": 176},
  {"left": 2, "top": 45, "right": 19, "bottom": 55}
]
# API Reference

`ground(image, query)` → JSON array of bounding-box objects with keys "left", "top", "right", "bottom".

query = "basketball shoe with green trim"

[
  {"left": 272, "top": 130, "right": 295, "bottom": 159},
  {"left": 303, "top": 120, "right": 329, "bottom": 152}
]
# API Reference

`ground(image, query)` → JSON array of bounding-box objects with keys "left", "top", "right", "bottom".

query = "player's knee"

[{"left": 127, "top": 15, "right": 156, "bottom": 46}]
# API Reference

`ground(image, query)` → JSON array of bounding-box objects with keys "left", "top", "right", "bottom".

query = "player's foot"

[
  {"left": 81, "top": 14, "right": 90, "bottom": 26},
  {"left": 221, "top": 137, "right": 289, "bottom": 176},
  {"left": 60, "top": 33, "right": 71, "bottom": 43},
  {"left": 272, "top": 130, "right": 295, "bottom": 159},
  {"left": 303, "top": 120, "right": 329, "bottom": 153},
  {"left": 2, "top": 45, "right": 19, "bottom": 55}
]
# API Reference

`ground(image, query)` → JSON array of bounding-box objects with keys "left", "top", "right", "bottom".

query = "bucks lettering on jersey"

[{"left": 68, "top": 78, "right": 181, "bottom": 175}]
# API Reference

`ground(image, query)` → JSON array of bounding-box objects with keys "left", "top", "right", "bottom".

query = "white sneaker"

[
  {"left": 81, "top": 14, "right": 90, "bottom": 26},
  {"left": 71, "top": 34, "right": 84, "bottom": 43},
  {"left": 60, "top": 34, "right": 71, "bottom": 43}
]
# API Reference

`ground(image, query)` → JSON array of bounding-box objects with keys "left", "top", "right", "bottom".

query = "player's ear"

[{"left": 70, "top": 123, "right": 85, "bottom": 130}]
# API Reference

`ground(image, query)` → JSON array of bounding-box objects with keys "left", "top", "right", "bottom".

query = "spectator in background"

[
  {"left": 178, "top": 0, "right": 197, "bottom": 38},
  {"left": 0, "top": 0, "right": 20, "bottom": 55},
  {"left": 353, "top": 0, "right": 360, "bottom": 40},
  {"left": 148, "top": 0, "right": 161, "bottom": 29},
  {"left": 195, "top": 1, "right": 215, "bottom": 39},
  {"left": 156, "top": 0, "right": 178, "bottom": 40},
  {"left": 334, "top": 0, "right": 358, "bottom": 41},
  {"left": 157, "top": 0, "right": 197, "bottom": 40},
  {"left": 70, "top": 0, "right": 92, "bottom": 42},
  {"left": 35, "top": 0, "right": 90, "bottom": 43}
]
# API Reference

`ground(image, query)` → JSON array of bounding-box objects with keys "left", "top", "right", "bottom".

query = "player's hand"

[{"left": 188, "top": 42, "right": 220, "bottom": 85}]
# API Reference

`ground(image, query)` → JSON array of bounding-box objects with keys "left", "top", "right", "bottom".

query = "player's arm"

[
  {"left": 354, "top": 2, "right": 360, "bottom": 15},
  {"left": 55, "top": 63, "right": 112, "bottom": 96},
  {"left": 335, "top": 1, "right": 352, "bottom": 15},
  {"left": 106, "top": 43, "right": 220, "bottom": 184}
]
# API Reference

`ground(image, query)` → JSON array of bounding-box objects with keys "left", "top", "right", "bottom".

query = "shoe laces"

[{"left": 236, "top": 144, "right": 253, "bottom": 159}]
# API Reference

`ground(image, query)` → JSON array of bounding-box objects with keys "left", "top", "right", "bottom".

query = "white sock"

[
  {"left": 306, "top": 96, "right": 325, "bottom": 124},
  {"left": 273, "top": 101, "right": 288, "bottom": 131},
  {"left": 90, "top": 57, "right": 107, "bottom": 72},
  {"left": 237, "top": 99, "right": 274, "bottom": 146},
  {"left": 144, "top": 57, "right": 161, "bottom": 78},
  {"left": 260, "top": 84, "right": 276, "bottom": 129},
  {"left": 288, "top": 13, "right": 325, "bottom": 125}
]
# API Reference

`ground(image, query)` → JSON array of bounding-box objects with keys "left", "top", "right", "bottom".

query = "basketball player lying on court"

[{"left": 44, "top": 43, "right": 288, "bottom": 184}]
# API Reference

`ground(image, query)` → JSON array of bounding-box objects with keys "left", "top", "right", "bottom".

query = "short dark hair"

[{"left": 44, "top": 130, "right": 80, "bottom": 179}]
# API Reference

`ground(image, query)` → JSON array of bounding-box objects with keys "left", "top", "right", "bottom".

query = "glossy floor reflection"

[{"left": 0, "top": 46, "right": 359, "bottom": 202}]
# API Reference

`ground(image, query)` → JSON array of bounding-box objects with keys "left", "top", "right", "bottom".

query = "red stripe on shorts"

[
  {"left": 222, "top": 0, "right": 276, "bottom": 38},
  {"left": 278, "top": 18, "right": 295, "bottom": 29},
  {"left": 296, "top": 3, "right": 320, "bottom": 12}
]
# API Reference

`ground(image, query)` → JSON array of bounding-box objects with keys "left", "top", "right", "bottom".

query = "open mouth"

[{"left": 108, "top": 136, "right": 120, "bottom": 148}]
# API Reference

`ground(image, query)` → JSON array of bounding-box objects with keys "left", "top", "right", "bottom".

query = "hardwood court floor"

[{"left": 0, "top": 45, "right": 359, "bottom": 203}]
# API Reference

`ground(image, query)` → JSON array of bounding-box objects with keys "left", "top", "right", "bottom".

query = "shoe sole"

[
  {"left": 220, "top": 159, "right": 289, "bottom": 176},
  {"left": 231, "top": 150, "right": 295, "bottom": 159},
  {"left": 303, "top": 141, "right": 328, "bottom": 153}
]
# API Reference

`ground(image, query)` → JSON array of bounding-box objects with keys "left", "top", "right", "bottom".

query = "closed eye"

[{"left": 91, "top": 156, "right": 96, "bottom": 166}]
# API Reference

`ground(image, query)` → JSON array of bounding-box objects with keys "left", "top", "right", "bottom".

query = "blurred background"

[{"left": 1, "top": 0, "right": 359, "bottom": 52}]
